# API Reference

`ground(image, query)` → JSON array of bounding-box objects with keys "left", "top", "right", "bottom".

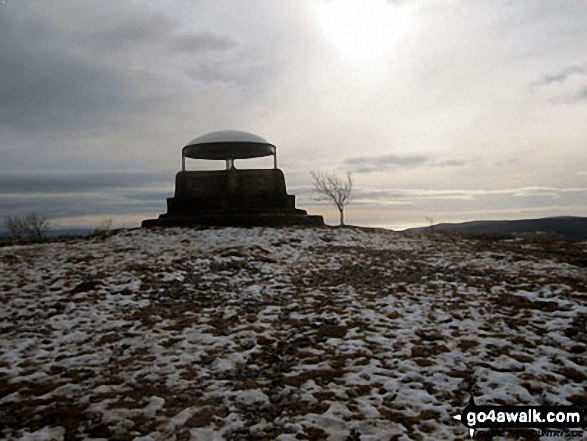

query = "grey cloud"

[
  {"left": 297, "top": 187, "right": 587, "bottom": 220},
  {"left": 0, "top": 10, "right": 168, "bottom": 135},
  {"left": 169, "top": 33, "right": 236, "bottom": 53},
  {"left": 548, "top": 86, "right": 587, "bottom": 104},
  {"left": 185, "top": 61, "right": 274, "bottom": 90},
  {"left": 532, "top": 64, "right": 586, "bottom": 88},
  {"left": 0, "top": 1, "right": 284, "bottom": 158},
  {"left": 345, "top": 154, "right": 428, "bottom": 173},
  {"left": 531, "top": 63, "right": 587, "bottom": 104},
  {"left": 123, "top": 190, "right": 173, "bottom": 201},
  {"left": 0, "top": 49, "right": 136, "bottom": 132},
  {"left": 433, "top": 159, "right": 468, "bottom": 167},
  {"left": 0, "top": 193, "right": 165, "bottom": 220},
  {"left": 352, "top": 188, "right": 484, "bottom": 203},
  {"left": 186, "top": 64, "right": 244, "bottom": 84},
  {"left": 571, "top": 87, "right": 587, "bottom": 102},
  {"left": 0, "top": 172, "right": 172, "bottom": 221},
  {"left": 511, "top": 187, "right": 587, "bottom": 197},
  {"left": 0, "top": 172, "right": 169, "bottom": 195},
  {"left": 344, "top": 154, "right": 468, "bottom": 173},
  {"left": 350, "top": 187, "right": 587, "bottom": 204},
  {"left": 88, "top": 13, "right": 177, "bottom": 50}
]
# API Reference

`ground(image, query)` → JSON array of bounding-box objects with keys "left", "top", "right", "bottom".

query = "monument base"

[
  {"left": 142, "top": 169, "right": 324, "bottom": 228},
  {"left": 142, "top": 210, "right": 324, "bottom": 228}
]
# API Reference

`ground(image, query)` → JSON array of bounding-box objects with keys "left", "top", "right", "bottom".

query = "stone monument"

[{"left": 142, "top": 130, "right": 324, "bottom": 227}]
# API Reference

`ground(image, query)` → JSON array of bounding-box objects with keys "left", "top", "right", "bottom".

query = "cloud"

[
  {"left": 0, "top": 172, "right": 173, "bottom": 221},
  {"left": 0, "top": 193, "right": 165, "bottom": 221},
  {"left": 186, "top": 64, "right": 244, "bottom": 84},
  {"left": 344, "top": 154, "right": 428, "bottom": 173},
  {"left": 510, "top": 186, "right": 587, "bottom": 198},
  {"left": 88, "top": 13, "right": 177, "bottom": 50},
  {"left": 343, "top": 154, "right": 468, "bottom": 173},
  {"left": 531, "top": 65, "right": 586, "bottom": 88},
  {"left": 0, "top": 1, "right": 283, "bottom": 159},
  {"left": 0, "top": 49, "right": 142, "bottom": 133},
  {"left": 347, "top": 187, "right": 587, "bottom": 205},
  {"left": 571, "top": 86, "right": 587, "bottom": 102},
  {"left": 0, "top": 172, "right": 168, "bottom": 194},
  {"left": 169, "top": 33, "right": 236, "bottom": 53},
  {"left": 123, "top": 190, "right": 173, "bottom": 201},
  {"left": 0, "top": 7, "right": 169, "bottom": 135},
  {"left": 185, "top": 58, "right": 277, "bottom": 95},
  {"left": 546, "top": 85, "right": 587, "bottom": 104},
  {"left": 434, "top": 159, "right": 468, "bottom": 167},
  {"left": 530, "top": 63, "right": 587, "bottom": 104}
]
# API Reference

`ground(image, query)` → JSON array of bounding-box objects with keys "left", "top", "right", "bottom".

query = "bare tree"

[
  {"left": 5, "top": 216, "right": 26, "bottom": 239},
  {"left": 23, "top": 213, "right": 50, "bottom": 239},
  {"left": 311, "top": 171, "right": 352, "bottom": 226},
  {"left": 4, "top": 213, "right": 49, "bottom": 240}
]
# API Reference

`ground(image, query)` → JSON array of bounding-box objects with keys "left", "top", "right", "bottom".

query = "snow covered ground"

[{"left": 0, "top": 227, "right": 585, "bottom": 440}]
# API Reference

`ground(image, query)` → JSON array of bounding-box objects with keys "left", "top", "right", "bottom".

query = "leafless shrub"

[
  {"left": 94, "top": 218, "right": 113, "bottom": 234},
  {"left": 4, "top": 213, "right": 50, "bottom": 240},
  {"left": 5, "top": 216, "right": 26, "bottom": 239}
]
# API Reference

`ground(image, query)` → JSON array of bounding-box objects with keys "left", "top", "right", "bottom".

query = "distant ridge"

[{"left": 405, "top": 216, "right": 587, "bottom": 240}]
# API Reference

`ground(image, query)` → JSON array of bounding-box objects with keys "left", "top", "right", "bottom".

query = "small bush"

[{"left": 4, "top": 213, "right": 49, "bottom": 240}]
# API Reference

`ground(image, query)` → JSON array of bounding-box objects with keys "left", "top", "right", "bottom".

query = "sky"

[{"left": 1, "top": 0, "right": 586, "bottom": 230}]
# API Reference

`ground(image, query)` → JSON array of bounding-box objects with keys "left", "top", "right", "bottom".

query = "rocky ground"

[{"left": 0, "top": 227, "right": 585, "bottom": 441}]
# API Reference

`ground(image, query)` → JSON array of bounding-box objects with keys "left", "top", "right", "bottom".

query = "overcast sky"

[{"left": 1, "top": 0, "right": 586, "bottom": 230}]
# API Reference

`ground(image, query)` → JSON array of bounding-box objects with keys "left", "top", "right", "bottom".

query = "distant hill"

[{"left": 406, "top": 216, "right": 587, "bottom": 239}]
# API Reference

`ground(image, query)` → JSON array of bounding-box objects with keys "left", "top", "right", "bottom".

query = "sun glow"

[{"left": 311, "top": 0, "right": 413, "bottom": 73}]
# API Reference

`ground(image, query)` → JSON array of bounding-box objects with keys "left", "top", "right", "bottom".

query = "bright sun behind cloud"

[{"left": 310, "top": 0, "right": 413, "bottom": 74}]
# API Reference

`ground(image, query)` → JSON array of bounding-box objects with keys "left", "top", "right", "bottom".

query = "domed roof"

[
  {"left": 187, "top": 130, "right": 270, "bottom": 145},
  {"left": 184, "top": 130, "right": 275, "bottom": 160}
]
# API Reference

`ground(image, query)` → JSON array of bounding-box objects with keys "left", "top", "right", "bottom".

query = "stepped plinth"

[{"left": 142, "top": 131, "right": 324, "bottom": 228}]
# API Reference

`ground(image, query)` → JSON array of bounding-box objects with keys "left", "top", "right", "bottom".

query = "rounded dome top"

[
  {"left": 187, "top": 130, "right": 270, "bottom": 146},
  {"left": 183, "top": 130, "right": 275, "bottom": 160}
]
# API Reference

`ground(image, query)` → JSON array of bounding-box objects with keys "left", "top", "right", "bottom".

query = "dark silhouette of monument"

[{"left": 142, "top": 130, "right": 324, "bottom": 227}]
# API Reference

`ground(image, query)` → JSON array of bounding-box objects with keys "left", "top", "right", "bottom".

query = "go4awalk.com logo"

[{"left": 453, "top": 397, "right": 586, "bottom": 438}]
